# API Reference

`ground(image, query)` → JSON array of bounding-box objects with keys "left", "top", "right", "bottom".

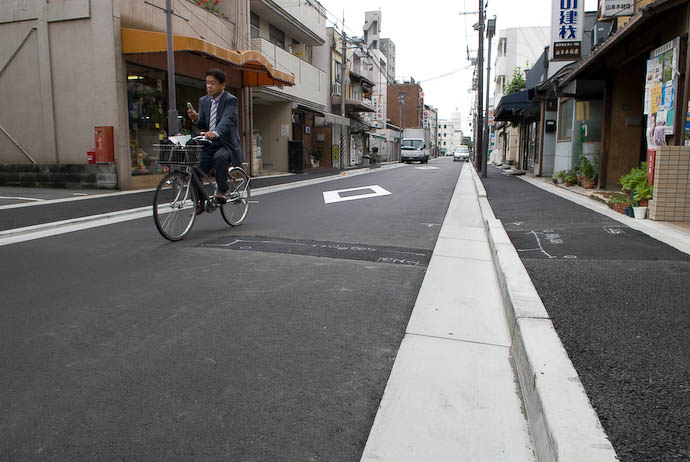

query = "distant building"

[{"left": 438, "top": 112, "right": 463, "bottom": 155}]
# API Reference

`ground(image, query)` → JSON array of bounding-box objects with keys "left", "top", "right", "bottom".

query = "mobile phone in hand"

[{"left": 186, "top": 102, "right": 194, "bottom": 111}]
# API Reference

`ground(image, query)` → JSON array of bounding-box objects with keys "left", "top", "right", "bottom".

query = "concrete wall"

[
  {"left": 253, "top": 101, "right": 291, "bottom": 172},
  {"left": 251, "top": 37, "right": 328, "bottom": 109},
  {"left": 0, "top": 0, "right": 121, "bottom": 168}
]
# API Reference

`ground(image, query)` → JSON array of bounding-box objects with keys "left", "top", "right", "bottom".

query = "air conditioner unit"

[
  {"left": 593, "top": 22, "right": 613, "bottom": 47},
  {"left": 332, "top": 82, "right": 342, "bottom": 96}
]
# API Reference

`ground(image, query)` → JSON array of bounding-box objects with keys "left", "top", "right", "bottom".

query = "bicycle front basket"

[{"left": 154, "top": 144, "right": 203, "bottom": 166}]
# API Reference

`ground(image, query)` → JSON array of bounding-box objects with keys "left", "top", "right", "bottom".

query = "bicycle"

[{"left": 152, "top": 137, "right": 251, "bottom": 241}]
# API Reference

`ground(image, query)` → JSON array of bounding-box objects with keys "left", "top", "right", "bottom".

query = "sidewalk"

[
  {"left": 361, "top": 164, "right": 617, "bottom": 461},
  {"left": 519, "top": 173, "right": 690, "bottom": 256}
]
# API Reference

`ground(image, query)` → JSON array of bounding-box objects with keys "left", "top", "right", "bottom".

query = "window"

[
  {"left": 250, "top": 13, "right": 260, "bottom": 39},
  {"left": 269, "top": 24, "right": 285, "bottom": 49},
  {"left": 558, "top": 98, "right": 574, "bottom": 141}
]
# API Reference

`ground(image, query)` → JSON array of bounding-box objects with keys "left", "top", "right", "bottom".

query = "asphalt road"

[
  {"left": 481, "top": 165, "right": 690, "bottom": 462},
  {"left": 0, "top": 159, "right": 462, "bottom": 461}
]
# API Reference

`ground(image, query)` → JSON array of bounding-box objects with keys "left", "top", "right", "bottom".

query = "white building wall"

[{"left": 493, "top": 27, "right": 549, "bottom": 103}]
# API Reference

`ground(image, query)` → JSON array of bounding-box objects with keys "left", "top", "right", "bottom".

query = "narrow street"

[
  {"left": 0, "top": 160, "right": 462, "bottom": 460},
  {"left": 482, "top": 165, "right": 690, "bottom": 460}
]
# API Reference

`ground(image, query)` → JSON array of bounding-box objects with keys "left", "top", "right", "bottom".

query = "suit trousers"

[{"left": 195, "top": 141, "right": 231, "bottom": 200}]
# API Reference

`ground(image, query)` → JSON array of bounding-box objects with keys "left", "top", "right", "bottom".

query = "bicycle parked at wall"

[{"left": 152, "top": 137, "right": 250, "bottom": 241}]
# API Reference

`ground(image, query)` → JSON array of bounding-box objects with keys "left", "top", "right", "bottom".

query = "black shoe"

[{"left": 214, "top": 193, "right": 227, "bottom": 205}]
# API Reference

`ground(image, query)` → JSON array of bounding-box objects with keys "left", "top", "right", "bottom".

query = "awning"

[
  {"left": 324, "top": 112, "right": 350, "bottom": 127},
  {"left": 366, "top": 132, "right": 387, "bottom": 139},
  {"left": 121, "top": 27, "right": 295, "bottom": 87},
  {"left": 494, "top": 89, "right": 538, "bottom": 122}
]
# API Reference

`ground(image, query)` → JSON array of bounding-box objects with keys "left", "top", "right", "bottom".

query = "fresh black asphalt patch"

[{"left": 203, "top": 236, "right": 431, "bottom": 267}]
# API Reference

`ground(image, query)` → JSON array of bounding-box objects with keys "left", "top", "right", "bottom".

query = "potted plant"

[
  {"left": 311, "top": 148, "right": 323, "bottom": 168},
  {"left": 554, "top": 170, "right": 566, "bottom": 184},
  {"left": 564, "top": 172, "right": 577, "bottom": 186},
  {"left": 608, "top": 195, "right": 628, "bottom": 214},
  {"left": 580, "top": 155, "right": 598, "bottom": 189},
  {"left": 633, "top": 181, "right": 653, "bottom": 207},
  {"left": 619, "top": 162, "right": 647, "bottom": 199}
]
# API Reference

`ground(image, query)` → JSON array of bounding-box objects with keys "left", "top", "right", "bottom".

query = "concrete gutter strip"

[{"left": 471, "top": 165, "right": 618, "bottom": 461}]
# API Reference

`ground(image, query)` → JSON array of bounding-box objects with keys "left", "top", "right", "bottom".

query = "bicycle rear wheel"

[
  {"left": 153, "top": 171, "right": 198, "bottom": 241},
  {"left": 220, "top": 167, "right": 250, "bottom": 226}
]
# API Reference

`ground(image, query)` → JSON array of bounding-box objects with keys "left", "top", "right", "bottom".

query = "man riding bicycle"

[{"left": 187, "top": 68, "right": 244, "bottom": 215}]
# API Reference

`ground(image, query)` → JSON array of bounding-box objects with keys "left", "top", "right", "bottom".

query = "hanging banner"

[
  {"left": 644, "top": 37, "right": 679, "bottom": 149},
  {"left": 551, "top": 0, "right": 584, "bottom": 61}
]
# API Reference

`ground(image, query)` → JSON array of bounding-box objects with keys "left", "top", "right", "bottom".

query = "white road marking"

[
  {"left": 0, "top": 196, "right": 44, "bottom": 202},
  {"left": 0, "top": 166, "right": 405, "bottom": 247},
  {"left": 415, "top": 166, "right": 439, "bottom": 170},
  {"left": 322, "top": 185, "right": 391, "bottom": 204}
]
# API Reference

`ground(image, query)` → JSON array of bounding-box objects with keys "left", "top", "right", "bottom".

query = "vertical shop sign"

[
  {"left": 551, "top": 0, "right": 584, "bottom": 61},
  {"left": 644, "top": 37, "right": 679, "bottom": 149}
]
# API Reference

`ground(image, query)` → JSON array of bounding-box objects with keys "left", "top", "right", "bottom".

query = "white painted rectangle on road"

[{"left": 322, "top": 185, "right": 391, "bottom": 204}]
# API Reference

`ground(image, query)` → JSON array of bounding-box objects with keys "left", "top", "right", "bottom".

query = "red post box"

[
  {"left": 94, "top": 126, "right": 114, "bottom": 162},
  {"left": 646, "top": 149, "right": 656, "bottom": 186},
  {"left": 87, "top": 150, "right": 96, "bottom": 164}
]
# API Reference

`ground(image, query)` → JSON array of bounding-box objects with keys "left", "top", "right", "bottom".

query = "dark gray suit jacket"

[{"left": 195, "top": 91, "right": 243, "bottom": 166}]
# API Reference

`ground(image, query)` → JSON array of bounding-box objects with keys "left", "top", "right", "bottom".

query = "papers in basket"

[{"left": 168, "top": 135, "right": 192, "bottom": 146}]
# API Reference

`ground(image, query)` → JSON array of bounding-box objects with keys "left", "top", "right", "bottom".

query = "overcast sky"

[{"left": 317, "top": 0, "right": 599, "bottom": 131}]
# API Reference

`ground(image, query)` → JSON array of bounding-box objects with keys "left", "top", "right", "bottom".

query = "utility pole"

[
  {"left": 340, "top": 23, "right": 347, "bottom": 170},
  {"left": 475, "top": 0, "right": 484, "bottom": 172},
  {"left": 165, "top": 0, "right": 178, "bottom": 136},
  {"left": 482, "top": 16, "right": 495, "bottom": 178}
]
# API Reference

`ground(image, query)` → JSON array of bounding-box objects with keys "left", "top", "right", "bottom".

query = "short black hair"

[{"left": 205, "top": 68, "right": 226, "bottom": 84}]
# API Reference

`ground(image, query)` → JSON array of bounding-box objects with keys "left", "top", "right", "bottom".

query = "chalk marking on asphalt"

[
  {"left": 421, "top": 223, "right": 441, "bottom": 227},
  {"left": 527, "top": 230, "right": 557, "bottom": 259},
  {"left": 0, "top": 165, "right": 405, "bottom": 246},
  {"left": 0, "top": 196, "right": 45, "bottom": 202}
]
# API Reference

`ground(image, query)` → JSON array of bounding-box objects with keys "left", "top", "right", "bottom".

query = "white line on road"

[
  {"left": 0, "top": 196, "right": 45, "bottom": 202},
  {"left": 0, "top": 164, "right": 406, "bottom": 247}
]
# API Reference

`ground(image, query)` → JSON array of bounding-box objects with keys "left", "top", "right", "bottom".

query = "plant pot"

[
  {"left": 612, "top": 203, "right": 626, "bottom": 214},
  {"left": 624, "top": 206, "right": 634, "bottom": 217},
  {"left": 565, "top": 180, "right": 575, "bottom": 186},
  {"left": 582, "top": 179, "right": 595, "bottom": 189},
  {"left": 557, "top": 177, "right": 564, "bottom": 184},
  {"left": 633, "top": 206, "right": 647, "bottom": 219},
  {"left": 576, "top": 174, "right": 583, "bottom": 186}
]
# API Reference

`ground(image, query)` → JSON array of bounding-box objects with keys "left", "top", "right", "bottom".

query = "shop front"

[{"left": 121, "top": 27, "right": 294, "bottom": 187}]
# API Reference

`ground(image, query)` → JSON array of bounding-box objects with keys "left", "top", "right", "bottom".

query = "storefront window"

[
  {"left": 126, "top": 63, "right": 206, "bottom": 177},
  {"left": 558, "top": 98, "right": 574, "bottom": 141}
]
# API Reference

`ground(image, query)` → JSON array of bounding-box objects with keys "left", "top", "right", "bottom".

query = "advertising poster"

[{"left": 645, "top": 38, "right": 679, "bottom": 149}]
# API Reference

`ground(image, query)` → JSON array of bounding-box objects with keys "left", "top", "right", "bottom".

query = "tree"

[{"left": 503, "top": 66, "right": 526, "bottom": 95}]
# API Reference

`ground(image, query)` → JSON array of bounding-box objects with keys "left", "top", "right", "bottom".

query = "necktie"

[{"left": 209, "top": 98, "right": 217, "bottom": 133}]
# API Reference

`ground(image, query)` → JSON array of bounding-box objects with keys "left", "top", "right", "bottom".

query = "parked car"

[{"left": 453, "top": 145, "right": 469, "bottom": 162}]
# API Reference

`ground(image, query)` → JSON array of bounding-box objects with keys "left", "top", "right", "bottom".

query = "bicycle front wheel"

[
  {"left": 153, "top": 171, "right": 198, "bottom": 241},
  {"left": 220, "top": 167, "right": 250, "bottom": 226}
]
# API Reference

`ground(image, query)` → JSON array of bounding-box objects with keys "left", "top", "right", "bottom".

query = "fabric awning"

[
  {"left": 366, "top": 132, "right": 387, "bottom": 139},
  {"left": 121, "top": 27, "right": 295, "bottom": 87},
  {"left": 494, "top": 89, "right": 538, "bottom": 122}
]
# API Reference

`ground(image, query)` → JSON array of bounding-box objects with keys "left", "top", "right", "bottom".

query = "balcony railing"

[{"left": 251, "top": 37, "right": 328, "bottom": 108}]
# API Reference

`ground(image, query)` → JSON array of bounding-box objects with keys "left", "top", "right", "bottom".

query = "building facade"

[{"left": 0, "top": 0, "right": 293, "bottom": 189}]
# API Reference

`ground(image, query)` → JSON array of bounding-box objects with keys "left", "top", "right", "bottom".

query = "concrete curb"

[{"left": 469, "top": 165, "right": 618, "bottom": 461}]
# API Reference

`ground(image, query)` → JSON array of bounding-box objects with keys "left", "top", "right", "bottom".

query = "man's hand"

[
  {"left": 204, "top": 131, "right": 217, "bottom": 140},
  {"left": 187, "top": 107, "right": 199, "bottom": 122}
]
